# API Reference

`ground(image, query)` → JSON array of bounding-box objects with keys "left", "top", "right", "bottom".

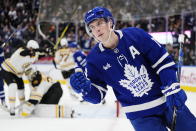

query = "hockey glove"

[
  {"left": 70, "top": 72, "right": 91, "bottom": 96},
  {"left": 161, "top": 83, "right": 187, "bottom": 109},
  {"left": 19, "top": 102, "right": 35, "bottom": 117}
]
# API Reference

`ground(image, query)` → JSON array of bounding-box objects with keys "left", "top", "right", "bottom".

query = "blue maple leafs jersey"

[
  {"left": 73, "top": 50, "right": 86, "bottom": 71},
  {"left": 83, "top": 27, "right": 178, "bottom": 119}
]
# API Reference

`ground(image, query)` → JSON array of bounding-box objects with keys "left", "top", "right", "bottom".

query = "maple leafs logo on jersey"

[{"left": 119, "top": 64, "right": 153, "bottom": 97}]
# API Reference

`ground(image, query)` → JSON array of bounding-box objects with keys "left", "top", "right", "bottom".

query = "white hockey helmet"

[
  {"left": 27, "top": 40, "right": 39, "bottom": 49},
  {"left": 60, "top": 38, "right": 68, "bottom": 47}
]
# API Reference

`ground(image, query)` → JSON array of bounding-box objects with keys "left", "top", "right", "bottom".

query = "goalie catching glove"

[
  {"left": 161, "top": 83, "right": 187, "bottom": 109},
  {"left": 70, "top": 69, "right": 91, "bottom": 96}
]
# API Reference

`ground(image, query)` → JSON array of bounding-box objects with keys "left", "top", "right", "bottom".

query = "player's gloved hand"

[
  {"left": 45, "top": 47, "right": 55, "bottom": 56},
  {"left": 19, "top": 102, "right": 35, "bottom": 117},
  {"left": 161, "top": 83, "right": 187, "bottom": 109},
  {"left": 70, "top": 69, "right": 91, "bottom": 96}
]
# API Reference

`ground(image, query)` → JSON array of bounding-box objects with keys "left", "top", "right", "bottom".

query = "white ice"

[
  {"left": 0, "top": 65, "right": 195, "bottom": 131},
  {"left": 0, "top": 89, "right": 196, "bottom": 131}
]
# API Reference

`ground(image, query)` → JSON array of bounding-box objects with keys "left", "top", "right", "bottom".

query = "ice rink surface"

[
  {"left": 0, "top": 64, "right": 195, "bottom": 131},
  {"left": 0, "top": 91, "right": 196, "bottom": 131}
]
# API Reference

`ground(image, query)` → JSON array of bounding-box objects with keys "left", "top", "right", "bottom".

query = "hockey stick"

[
  {"left": 37, "top": 6, "right": 79, "bottom": 52},
  {"left": 37, "top": 23, "right": 47, "bottom": 40},
  {"left": 177, "top": 42, "right": 183, "bottom": 82},
  {"left": 53, "top": 6, "right": 79, "bottom": 50},
  {"left": 171, "top": 42, "right": 183, "bottom": 131},
  {"left": 53, "top": 24, "right": 69, "bottom": 50},
  {"left": 171, "top": 106, "right": 177, "bottom": 131},
  {"left": 37, "top": 23, "right": 55, "bottom": 47},
  {"left": 1, "top": 29, "right": 21, "bottom": 48}
]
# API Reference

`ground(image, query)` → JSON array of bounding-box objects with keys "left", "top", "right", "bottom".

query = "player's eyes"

[
  {"left": 89, "top": 21, "right": 105, "bottom": 30},
  {"left": 97, "top": 20, "right": 106, "bottom": 26},
  {"left": 89, "top": 25, "right": 95, "bottom": 30}
]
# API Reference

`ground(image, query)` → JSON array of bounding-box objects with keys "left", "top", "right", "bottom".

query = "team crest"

[{"left": 119, "top": 64, "right": 153, "bottom": 97}]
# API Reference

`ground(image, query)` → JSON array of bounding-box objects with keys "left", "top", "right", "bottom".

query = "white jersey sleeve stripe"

[
  {"left": 91, "top": 83, "right": 107, "bottom": 100},
  {"left": 80, "top": 59, "right": 86, "bottom": 66},
  {"left": 161, "top": 83, "right": 181, "bottom": 97},
  {"left": 91, "top": 83, "right": 107, "bottom": 92},
  {"left": 97, "top": 89, "right": 104, "bottom": 100},
  {"left": 152, "top": 52, "right": 169, "bottom": 68},
  {"left": 156, "top": 62, "right": 176, "bottom": 74},
  {"left": 2, "top": 60, "right": 20, "bottom": 75},
  {"left": 0, "top": 94, "right": 5, "bottom": 98},
  {"left": 161, "top": 83, "right": 180, "bottom": 94}
]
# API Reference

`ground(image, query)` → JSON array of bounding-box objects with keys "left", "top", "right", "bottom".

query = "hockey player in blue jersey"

[{"left": 70, "top": 7, "right": 196, "bottom": 131}]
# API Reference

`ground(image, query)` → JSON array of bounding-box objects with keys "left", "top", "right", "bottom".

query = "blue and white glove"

[
  {"left": 161, "top": 83, "right": 187, "bottom": 109},
  {"left": 70, "top": 71, "right": 91, "bottom": 96}
]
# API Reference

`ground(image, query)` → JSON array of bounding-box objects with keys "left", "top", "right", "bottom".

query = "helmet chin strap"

[
  {"left": 85, "top": 21, "right": 115, "bottom": 46},
  {"left": 98, "top": 22, "right": 115, "bottom": 45},
  {"left": 102, "top": 28, "right": 112, "bottom": 43}
]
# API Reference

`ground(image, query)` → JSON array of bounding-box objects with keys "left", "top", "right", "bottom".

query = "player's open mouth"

[{"left": 98, "top": 33, "right": 103, "bottom": 37}]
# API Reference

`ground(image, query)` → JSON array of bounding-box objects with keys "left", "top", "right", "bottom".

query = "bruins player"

[
  {"left": 19, "top": 69, "right": 73, "bottom": 118},
  {"left": 53, "top": 38, "right": 86, "bottom": 101},
  {"left": 0, "top": 39, "right": 40, "bottom": 115}
]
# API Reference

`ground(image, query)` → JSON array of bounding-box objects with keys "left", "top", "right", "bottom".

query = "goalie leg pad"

[{"left": 34, "top": 104, "right": 73, "bottom": 118}]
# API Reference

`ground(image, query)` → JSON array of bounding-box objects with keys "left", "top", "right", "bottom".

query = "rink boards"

[
  {"left": 23, "top": 64, "right": 196, "bottom": 92},
  {"left": 180, "top": 66, "right": 196, "bottom": 92}
]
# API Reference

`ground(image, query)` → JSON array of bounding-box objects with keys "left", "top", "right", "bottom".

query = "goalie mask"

[{"left": 29, "top": 71, "right": 42, "bottom": 87}]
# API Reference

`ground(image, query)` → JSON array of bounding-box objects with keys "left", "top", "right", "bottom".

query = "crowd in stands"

[
  {"left": 0, "top": 0, "right": 39, "bottom": 43},
  {"left": 0, "top": 0, "right": 195, "bottom": 65}
]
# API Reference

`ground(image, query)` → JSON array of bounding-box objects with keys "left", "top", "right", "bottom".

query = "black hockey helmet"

[{"left": 30, "top": 71, "right": 42, "bottom": 87}]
